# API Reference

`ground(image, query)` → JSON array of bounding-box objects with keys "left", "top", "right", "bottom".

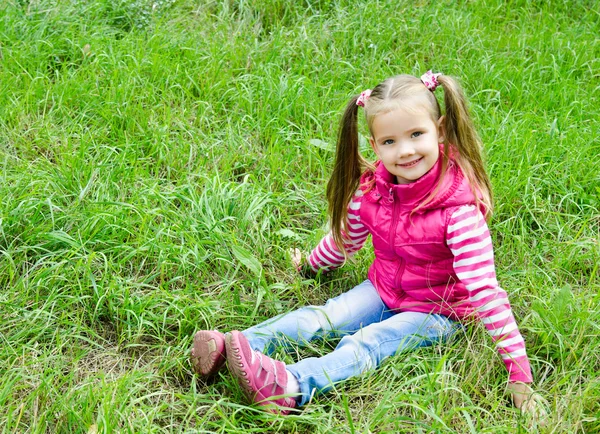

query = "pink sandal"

[
  {"left": 190, "top": 330, "right": 226, "bottom": 376},
  {"left": 226, "top": 331, "right": 297, "bottom": 414}
]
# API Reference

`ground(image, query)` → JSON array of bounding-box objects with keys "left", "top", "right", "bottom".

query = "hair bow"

[
  {"left": 356, "top": 89, "right": 372, "bottom": 107},
  {"left": 420, "top": 70, "right": 442, "bottom": 91}
]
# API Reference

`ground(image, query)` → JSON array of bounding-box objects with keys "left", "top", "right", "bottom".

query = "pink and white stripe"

[
  {"left": 307, "top": 190, "right": 369, "bottom": 272},
  {"left": 448, "top": 205, "right": 532, "bottom": 383}
]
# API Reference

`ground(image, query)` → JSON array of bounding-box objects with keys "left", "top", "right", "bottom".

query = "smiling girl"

[{"left": 190, "top": 71, "right": 543, "bottom": 418}]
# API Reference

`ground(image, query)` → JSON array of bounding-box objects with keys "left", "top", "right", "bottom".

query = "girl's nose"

[{"left": 396, "top": 142, "right": 415, "bottom": 158}]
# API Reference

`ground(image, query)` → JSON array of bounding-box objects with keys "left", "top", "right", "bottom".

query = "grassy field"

[{"left": 0, "top": 0, "right": 598, "bottom": 432}]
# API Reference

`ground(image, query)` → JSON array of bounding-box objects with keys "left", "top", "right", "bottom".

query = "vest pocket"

[{"left": 394, "top": 241, "right": 450, "bottom": 264}]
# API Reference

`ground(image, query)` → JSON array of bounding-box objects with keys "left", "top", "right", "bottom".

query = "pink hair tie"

[
  {"left": 356, "top": 89, "right": 372, "bottom": 107},
  {"left": 420, "top": 70, "right": 442, "bottom": 91}
]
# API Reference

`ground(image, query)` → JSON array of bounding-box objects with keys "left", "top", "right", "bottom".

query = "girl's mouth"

[{"left": 397, "top": 157, "right": 423, "bottom": 168}]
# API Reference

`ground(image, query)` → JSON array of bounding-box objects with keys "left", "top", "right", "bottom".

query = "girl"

[{"left": 190, "top": 71, "right": 540, "bottom": 416}]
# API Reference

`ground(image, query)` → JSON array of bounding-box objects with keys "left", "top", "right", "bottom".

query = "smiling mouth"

[{"left": 397, "top": 157, "right": 423, "bottom": 168}]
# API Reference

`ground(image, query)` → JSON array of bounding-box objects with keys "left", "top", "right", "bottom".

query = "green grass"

[{"left": 0, "top": 0, "right": 598, "bottom": 432}]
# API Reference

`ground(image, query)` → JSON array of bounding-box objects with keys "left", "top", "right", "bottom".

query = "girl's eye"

[
  {"left": 411, "top": 131, "right": 423, "bottom": 138},
  {"left": 382, "top": 139, "right": 394, "bottom": 145}
]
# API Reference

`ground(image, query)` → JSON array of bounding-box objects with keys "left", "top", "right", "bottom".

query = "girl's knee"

[{"left": 335, "top": 332, "right": 380, "bottom": 368}]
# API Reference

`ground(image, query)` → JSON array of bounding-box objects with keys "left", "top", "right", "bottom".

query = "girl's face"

[{"left": 369, "top": 105, "right": 443, "bottom": 185}]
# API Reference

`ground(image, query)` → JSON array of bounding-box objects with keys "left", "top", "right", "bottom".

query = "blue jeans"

[{"left": 242, "top": 280, "right": 459, "bottom": 406}]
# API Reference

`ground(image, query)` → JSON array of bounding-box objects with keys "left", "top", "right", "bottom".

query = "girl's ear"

[
  {"left": 369, "top": 136, "right": 377, "bottom": 153},
  {"left": 437, "top": 115, "right": 446, "bottom": 143},
  {"left": 369, "top": 136, "right": 380, "bottom": 157}
]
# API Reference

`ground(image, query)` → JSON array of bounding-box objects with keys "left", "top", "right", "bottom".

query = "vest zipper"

[
  {"left": 388, "top": 187, "right": 397, "bottom": 247},
  {"left": 394, "top": 258, "right": 406, "bottom": 292},
  {"left": 388, "top": 187, "right": 404, "bottom": 291}
]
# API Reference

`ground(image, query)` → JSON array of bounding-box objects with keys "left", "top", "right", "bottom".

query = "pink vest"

[{"left": 359, "top": 158, "right": 478, "bottom": 320}]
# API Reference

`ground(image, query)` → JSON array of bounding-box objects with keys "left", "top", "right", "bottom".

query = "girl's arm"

[
  {"left": 447, "top": 205, "right": 533, "bottom": 384},
  {"left": 305, "top": 190, "right": 369, "bottom": 273}
]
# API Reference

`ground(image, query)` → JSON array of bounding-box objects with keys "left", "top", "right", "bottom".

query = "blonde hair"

[{"left": 326, "top": 74, "right": 493, "bottom": 256}]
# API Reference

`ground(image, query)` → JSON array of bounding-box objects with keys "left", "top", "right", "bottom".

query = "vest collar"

[{"left": 374, "top": 156, "right": 454, "bottom": 209}]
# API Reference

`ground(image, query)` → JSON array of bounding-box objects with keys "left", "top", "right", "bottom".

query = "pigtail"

[
  {"left": 437, "top": 75, "right": 493, "bottom": 217},
  {"left": 326, "top": 96, "right": 371, "bottom": 257}
]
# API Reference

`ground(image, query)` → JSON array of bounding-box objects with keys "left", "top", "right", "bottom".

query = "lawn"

[{"left": 0, "top": 0, "right": 598, "bottom": 432}]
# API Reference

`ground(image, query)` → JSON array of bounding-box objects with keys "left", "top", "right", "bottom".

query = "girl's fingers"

[
  {"left": 521, "top": 393, "right": 549, "bottom": 426},
  {"left": 290, "top": 248, "right": 302, "bottom": 268}
]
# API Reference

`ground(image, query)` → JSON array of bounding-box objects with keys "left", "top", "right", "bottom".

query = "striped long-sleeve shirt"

[
  {"left": 307, "top": 190, "right": 369, "bottom": 272},
  {"left": 307, "top": 195, "right": 532, "bottom": 383}
]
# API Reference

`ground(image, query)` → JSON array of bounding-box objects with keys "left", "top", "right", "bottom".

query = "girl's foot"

[
  {"left": 226, "top": 330, "right": 297, "bottom": 414},
  {"left": 190, "top": 330, "right": 226, "bottom": 376}
]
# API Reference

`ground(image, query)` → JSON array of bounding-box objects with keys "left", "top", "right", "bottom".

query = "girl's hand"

[
  {"left": 291, "top": 248, "right": 303, "bottom": 270},
  {"left": 290, "top": 248, "right": 317, "bottom": 278},
  {"left": 507, "top": 382, "right": 548, "bottom": 421}
]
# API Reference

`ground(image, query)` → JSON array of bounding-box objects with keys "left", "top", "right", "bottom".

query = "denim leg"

[
  {"left": 286, "top": 311, "right": 459, "bottom": 406},
  {"left": 242, "top": 280, "right": 392, "bottom": 355}
]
